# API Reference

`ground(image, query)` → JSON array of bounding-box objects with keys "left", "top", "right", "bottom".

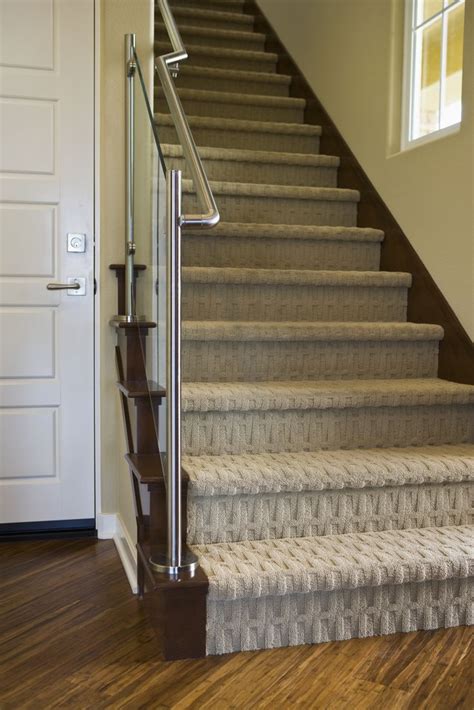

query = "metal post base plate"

[
  {"left": 149, "top": 548, "right": 199, "bottom": 577},
  {"left": 110, "top": 314, "right": 148, "bottom": 325}
]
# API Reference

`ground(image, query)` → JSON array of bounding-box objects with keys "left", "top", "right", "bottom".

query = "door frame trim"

[{"left": 93, "top": 0, "right": 101, "bottom": 526}]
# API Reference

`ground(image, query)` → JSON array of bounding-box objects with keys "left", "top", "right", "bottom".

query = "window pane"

[
  {"left": 412, "top": 18, "right": 442, "bottom": 138},
  {"left": 441, "top": 3, "right": 464, "bottom": 128},
  {"left": 416, "top": 0, "right": 442, "bottom": 25}
]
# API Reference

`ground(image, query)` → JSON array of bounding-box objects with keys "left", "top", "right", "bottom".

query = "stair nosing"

[
  {"left": 155, "top": 112, "right": 322, "bottom": 136},
  {"left": 182, "top": 321, "right": 444, "bottom": 342},
  {"left": 154, "top": 41, "right": 278, "bottom": 63},
  {"left": 182, "top": 267, "right": 410, "bottom": 286},
  {"left": 162, "top": 143, "right": 340, "bottom": 168},
  {"left": 170, "top": 0, "right": 246, "bottom": 7},
  {"left": 181, "top": 378, "right": 474, "bottom": 412},
  {"left": 155, "top": 21, "right": 265, "bottom": 42},
  {"left": 167, "top": 5, "right": 255, "bottom": 24},
  {"left": 177, "top": 64, "right": 292, "bottom": 85},
  {"left": 182, "top": 222, "right": 384, "bottom": 242},
  {"left": 193, "top": 526, "right": 474, "bottom": 601},
  {"left": 182, "top": 179, "right": 359, "bottom": 202},
  {"left": 155, "top": 86, "right": 306, "bottom": 108},
  {"left": 183, "top": 445, "right": 474, "bottom": 497}
]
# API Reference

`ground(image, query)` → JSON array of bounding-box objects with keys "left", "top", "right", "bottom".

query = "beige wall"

[
  {"left": 258, "top": 0, "right": 474, "bottom": 338},
  {"left": 98, "top": 0, "right": 153, "bottom": 543}
]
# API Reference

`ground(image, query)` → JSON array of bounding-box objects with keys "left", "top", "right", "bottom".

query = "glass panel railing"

[
  {"left": 123, "top": 8, "right": 219, "bottom": 577},
  {"left": 133, "top": 42, "right": 198, "bottom": 576}
]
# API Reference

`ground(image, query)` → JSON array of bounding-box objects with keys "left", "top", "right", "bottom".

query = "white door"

[{"left": 0, "top": 0, "right": 95, "bottom": 528}]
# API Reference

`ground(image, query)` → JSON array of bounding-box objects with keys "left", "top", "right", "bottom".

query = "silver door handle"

[{"left": 47, "top": 282, "right": 81, "bottom": 290}]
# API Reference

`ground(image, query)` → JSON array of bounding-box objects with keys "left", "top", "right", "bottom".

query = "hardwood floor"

[{"left": 0, "top": 539, "right": 472, "bottom": 709}]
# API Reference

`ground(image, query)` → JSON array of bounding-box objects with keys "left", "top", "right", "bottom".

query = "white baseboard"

[
  {"left": 97, "top": 513, "right": 138, "bottom": 594},
  {"left": 96, "top": 513, "right": 117, "bottom": 539}
]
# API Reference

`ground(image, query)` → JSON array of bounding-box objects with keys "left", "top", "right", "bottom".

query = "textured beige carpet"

[{"left": 155, "top": 0, "right": 474, "bottom": 654}]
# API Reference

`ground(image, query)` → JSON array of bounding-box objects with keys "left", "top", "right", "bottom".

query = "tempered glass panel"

[
  {"left": 156, "top": 156, "right": 167, "bottom": 462},
  {"left": 416, "top": 0, "right": 443, "bottom": 25},
  {"left": 133, "top": 49, "right": 168, "bottom": 472},
  {"left": 412, "top": 17, "right": 442, "bottom": 139},
  {"left": 441, "top": 2, "right": 464, "bottom": 128}
]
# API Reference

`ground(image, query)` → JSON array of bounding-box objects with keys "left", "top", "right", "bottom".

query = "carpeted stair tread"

[
  {"left": 178, "top": 64, "right": 291, "bottom": 88},
  {"left": 182, "top": 321, "right": 443, "bottom": 342},
  {"left": 183, "top": 445, "right": 474, "bottom": 496},
  {"left": 156, "top": 113, "right": 322, "bottom": 152},
  {"left": 157, "top": 87, "right": 306, "bottom": 110},
  {"left": 181, "top": 378, "right": 474, "bottom": 413},
  {"left": 182, "top": 266, "right": 409, "bottom": 287},
  {"left": 170, "top": 0, "right": 246, "bottom": 8},
  {"left": 182, "top": 224, "right": 383, "bottom": 271},
  {"left": 162, "top": 143, "right": 339, "bottom": 168},
  {"left": 171, "top": 0, "right": 246, "bottom": 5},
  {"left": 155, "top": 113, "right": 321, "bottom": 138},
  {"left": 182, "top": 321, "right": 440, "bottom": 381},
  {"left": 155, "top": 41, "right": 277, "bottom": 66},
  {"left": 183, "top": 179, "right": 358, "bottom": 202},
  {"left": 154, "top": 41, "right": 278, "bottom": 73},
  {"left": 168, "top": 5, "right": 255, "bottom": 27},
  {"left": 184, "top": 221, "right": 383, "bottom": 242},
  {"left": 170, "top": 0, "right": 246, "bottom": 11},
  {"left": 193, "top": 525, "right": 474, "bottom": 600},
  {"left": 155, "top": 23, "right": 266, "bottom": 47}
]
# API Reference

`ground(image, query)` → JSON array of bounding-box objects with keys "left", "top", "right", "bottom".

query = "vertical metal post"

[
  {"left": 167, "top": 169, "right": 182, "bottom": 569},
  {"left": 125, "top": 33, "right": 136, "bottom": 320},
  {"left": 110, "top": 34, "right": 146, "bottom": 326},
  {"left": 149, "top": 169, "right": 198, "bottom": 577}
]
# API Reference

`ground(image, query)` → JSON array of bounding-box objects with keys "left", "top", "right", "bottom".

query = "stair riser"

[
  {"left": 182, "top": 340, "right": 439, "bottom": 382},
  {"left": 168, "top": 154, "right": 337, "bottom": 188},
  {"left": 155, "top": 92, "right": 304, "bottom": 123},
  {"left": 176, "top": 71, "right": 289, "bottom": 97},
  {"left": 169, "top": 12, "right": 254, "bottom": 31},
  {"left": 182, "top": 284, "right": 407, "bottom": 322},
  {"left": 183, "top": 235, "right": 380, "bottom": 270},
  {"left": 182, "top": 404, "right": 474, "bottom": 456},
  {"left": 206, "top": 577, "right": 471, "bottom": 654},
  {"left": 183, "top": 191, "right": 357, "bottom": 226},
  {"left": 157, "top": 122, "right": 321, "bottom": 154},
  {"left": 188, "top": 482, "right": 473, "bottom": 544},
  {"left": 155, "top": 25, "right": 265, "bottom": 50}
]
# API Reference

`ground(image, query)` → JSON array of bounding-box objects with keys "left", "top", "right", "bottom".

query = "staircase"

[{"left": 154, "top": 0, "right": 474, "bottom": 655}]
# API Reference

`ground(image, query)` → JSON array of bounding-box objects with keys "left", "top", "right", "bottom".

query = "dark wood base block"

[{"left": 139, "top": 543, "right": 209, "bottom": 660}]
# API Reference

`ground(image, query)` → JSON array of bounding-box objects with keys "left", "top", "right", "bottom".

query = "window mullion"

[
  {"left": 410, "top": 2, "right": 419, "bottom": 140},
  {"left": 439, "top": 6, "right": 448, "bottom": 129}
]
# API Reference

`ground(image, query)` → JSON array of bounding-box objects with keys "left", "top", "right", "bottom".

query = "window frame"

[{"left": 401, "top": 0, "right": 464, "bottom": 150}]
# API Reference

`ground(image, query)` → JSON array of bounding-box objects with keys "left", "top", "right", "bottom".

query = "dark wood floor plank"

[{"left": 0, "top": 539, "right": 471, "bottom": 709}]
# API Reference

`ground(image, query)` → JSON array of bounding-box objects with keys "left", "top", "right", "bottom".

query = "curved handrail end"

[{"left": 181, "top": 209, "right": 220, "bottom": 230}]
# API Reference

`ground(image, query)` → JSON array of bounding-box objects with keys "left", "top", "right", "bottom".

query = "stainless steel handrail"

[{"left": 155, "top": 0, "right": 220, "bottom": 229}]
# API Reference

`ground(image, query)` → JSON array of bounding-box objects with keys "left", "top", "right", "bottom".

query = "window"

[{"left": 403, "top": 0, "right": 465, "bottom": 145}]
